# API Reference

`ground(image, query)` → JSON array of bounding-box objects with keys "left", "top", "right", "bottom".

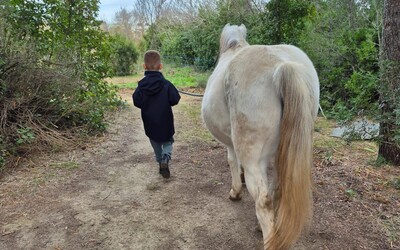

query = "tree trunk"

[{"left": 378, "top": 0, "right": 400, "bottom": 165}]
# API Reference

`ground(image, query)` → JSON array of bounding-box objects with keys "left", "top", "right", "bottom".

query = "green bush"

[
  {"left": 0, "top": 0, "right": 125, "bottom": 169},
  {"left": 344, "top": 70, "right": 379, "bottom": 113},
  {"left": 110, "top": 35, "right": 139, "bottom": 76},
  {"left": 161, "top": 22, "right": 218, "bottom": 71}
]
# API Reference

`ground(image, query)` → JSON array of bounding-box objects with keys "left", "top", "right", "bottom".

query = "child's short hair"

[{"left": 144, "top": 50, "right": 161, "bottom": 70}]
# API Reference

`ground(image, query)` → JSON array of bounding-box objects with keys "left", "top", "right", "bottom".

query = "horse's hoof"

[
  {"left": 255, "top": 223, "right": 262, "bottom": 232},
  {"left": 229, "top": 195, "right": 242, "bottom": 201},
  {"left": 229, "top": 189, "right": 242, "bottom": 201}
]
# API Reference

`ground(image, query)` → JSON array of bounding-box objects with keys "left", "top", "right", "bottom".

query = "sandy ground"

[{"left": 0, "top": 91, "right": 398, "bottom": 250}]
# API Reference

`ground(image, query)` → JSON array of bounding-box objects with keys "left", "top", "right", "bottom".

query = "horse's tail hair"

[{"left": 266, "top": 62, "right": 314, "bottom": 250}]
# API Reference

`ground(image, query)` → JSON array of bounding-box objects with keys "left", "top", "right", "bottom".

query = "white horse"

[{"left": 201, "top": 24, "right": 320, "bottom": 249}]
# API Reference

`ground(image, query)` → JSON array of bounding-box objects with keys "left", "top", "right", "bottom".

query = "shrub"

[
  {"left": 0, "top": 0, "right": 125, "bottom": 169},
  {"left": 110, "top": 35, "right": 139, "bottom": 76}
]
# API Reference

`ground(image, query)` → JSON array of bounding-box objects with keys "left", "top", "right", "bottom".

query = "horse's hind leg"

[
  {"left": 227, "top": 146, "right": 243, "bottom": 201},
  {"left": 242, "top": 157, "right": 275, "bottom": 241}
]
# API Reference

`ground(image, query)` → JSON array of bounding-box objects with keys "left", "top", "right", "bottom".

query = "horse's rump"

[{"left": 224, "top": 46, "right": 283, "bottom": 160}]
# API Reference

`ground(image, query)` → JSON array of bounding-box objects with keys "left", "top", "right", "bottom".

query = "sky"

[{"left": 98, "top": 0, "right": 134, "bottom": 23}]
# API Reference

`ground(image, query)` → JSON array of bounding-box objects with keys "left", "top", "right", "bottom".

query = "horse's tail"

[{"left": 266, "top": 62, "right": 314, "bottom": 250}]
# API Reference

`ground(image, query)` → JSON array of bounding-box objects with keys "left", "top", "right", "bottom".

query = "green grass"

[
  {"left": 105, "top": 74, "right": 141, "bottom": 89},
  {"left": 50, "top": 161, "right": 79, "bottom": 170},
  {"left": 177, "top": 102, "right": 214, "bottom": 142},
  {"left": 162, "top": 65, "right": 210, "bottom": 88},
  {"left": 314, "top": 117, "right": 334, "bottom": 134},
  {"left": 115, "top": 82, "right": 138, "bottom": 89},
  {"left": 107, "top": 64, "right": 210, "bottom": 89}
]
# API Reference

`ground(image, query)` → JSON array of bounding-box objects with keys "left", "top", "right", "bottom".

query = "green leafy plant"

[
  {"left": 371, "top": 155, "right": 390, "bottom": 168},
  {"left": 393, "top": 178, "right": 400, "bottom": 190},
  {"left": 16, "top": 127, "right": 35, "bottom": 146},
  {"left": 345, "top": 189, "right": 357, "bottom": 199}
]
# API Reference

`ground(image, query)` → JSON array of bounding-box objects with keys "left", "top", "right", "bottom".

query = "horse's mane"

[{"left": 219, "top": 24, "right": 249, "bottom": 55}]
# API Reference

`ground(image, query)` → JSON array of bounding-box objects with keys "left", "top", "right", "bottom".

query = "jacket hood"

[{"left": 138, "top": 71, "right": 164, "bottom": 95}]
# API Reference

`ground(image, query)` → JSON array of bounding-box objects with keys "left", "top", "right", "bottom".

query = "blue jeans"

[{"left": 149, "top": 138, "right": 173, "bottom": 163}]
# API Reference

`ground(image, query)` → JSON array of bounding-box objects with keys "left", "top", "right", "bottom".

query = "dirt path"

[{"left": 0, "top": 90, "right": 398, "bottom": 250}]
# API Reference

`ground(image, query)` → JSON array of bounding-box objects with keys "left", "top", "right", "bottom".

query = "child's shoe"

[{"left": 159, "top": 156, "right": 170, "bottom": 178}]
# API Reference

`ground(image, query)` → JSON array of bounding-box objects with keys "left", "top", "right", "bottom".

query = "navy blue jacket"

[{"left": 133, "top": 71, "right": 181, "bottom": 142}]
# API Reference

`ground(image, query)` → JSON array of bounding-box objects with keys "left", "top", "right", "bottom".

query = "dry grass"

[{"left": 313, "top": 116, "right": 400, "bottom": 246}]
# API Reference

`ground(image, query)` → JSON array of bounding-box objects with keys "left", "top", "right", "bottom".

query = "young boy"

[{"left": 133, "top": 50, "right": 181, "bottom": 178}]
